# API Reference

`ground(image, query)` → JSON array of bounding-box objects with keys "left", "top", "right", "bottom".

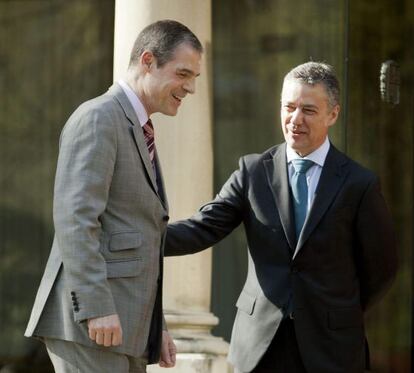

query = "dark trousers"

[{"left": 252, "top": 318, "right": 307, "bottom": 373}]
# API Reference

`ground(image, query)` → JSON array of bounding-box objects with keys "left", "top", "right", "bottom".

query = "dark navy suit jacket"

[{"left": 165, "top": 142, "right": 398, "bottom": 373}]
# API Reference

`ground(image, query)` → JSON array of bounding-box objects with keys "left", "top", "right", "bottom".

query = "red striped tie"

[{"left": 143, "top": 119, "right": 155, "bottom": 163}]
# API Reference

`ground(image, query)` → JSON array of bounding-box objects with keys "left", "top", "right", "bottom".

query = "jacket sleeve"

[
  {"left": 165, "top": 157, "right": 248, "bottom": 256},
  {"left": 53, "top": 106, "right": 117, "bottom": 322},
  {"left": 355, "top": 177, "right": 398, "bottom": 311}
]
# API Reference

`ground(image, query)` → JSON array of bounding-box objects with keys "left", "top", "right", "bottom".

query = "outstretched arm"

[{"left": 165, "top": 157, "right": 248, "bottom": 256}]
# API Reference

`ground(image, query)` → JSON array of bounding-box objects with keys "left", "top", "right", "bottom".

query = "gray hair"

[
  {"left": 128, "top": 20, "right": 203, "bottom": 68},
  {"left": 283, "top": 62, "right": 340, "bottom": 108}
]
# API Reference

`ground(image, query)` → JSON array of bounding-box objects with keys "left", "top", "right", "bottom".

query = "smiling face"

[
  {"left": 139, "top": 43, "right": 202, "bottom": 116},
  {"left": 280, "top": 80, "right": 340, "bottom": 156}
]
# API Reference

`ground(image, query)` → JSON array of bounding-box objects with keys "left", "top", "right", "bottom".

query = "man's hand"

[
  {"left": 87, "top": 314, "right": 123, "bottom": 347},
  {"left": 159, "top": 331, "right": 177, "bottom": 368}
]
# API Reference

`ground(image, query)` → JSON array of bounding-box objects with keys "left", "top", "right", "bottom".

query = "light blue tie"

[{"left": 291, "top": 159, "right": 314, "bottom": 240}]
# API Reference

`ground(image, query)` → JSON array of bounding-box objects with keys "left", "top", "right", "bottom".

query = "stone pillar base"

[
  {"left": 148, "top": 353, "right": 232, "bottom": 373},
  {"left": 147, "top": 311, "right": 233, "bottom": 373}
]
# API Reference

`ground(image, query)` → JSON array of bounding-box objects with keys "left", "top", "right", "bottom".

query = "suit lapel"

[
  {"left": 130, "top": 124, "right": 158, "bottom": 192},
  {"left": 264, "top": 144, "right": 296, "bottom": 251},
  {"left": 109, "top": 83, "right": 159, "bottom": 197},
  {"left": 154, "top": 151, "right": 169, "bottom": 212},
  {"left": 293, "top": 145, "right": 349, "bottom": 258}
]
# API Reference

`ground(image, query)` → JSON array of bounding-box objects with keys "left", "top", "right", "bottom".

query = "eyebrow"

[
  {"left": 282, "top": 101, "right": 318, "bottom": 109},
  {"left": 177, "top": 67, "right": 201, "bottom": 77},
  {"left": 302, "top": 104, "right": 318, "bottom": 109}
]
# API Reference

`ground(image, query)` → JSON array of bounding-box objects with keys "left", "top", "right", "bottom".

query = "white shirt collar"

[
  {"left": 118, "top": 80, "right": 149, "bottom": 128},
  {"left": 286, "top": 137, "right": 330, "bottom": 167}
]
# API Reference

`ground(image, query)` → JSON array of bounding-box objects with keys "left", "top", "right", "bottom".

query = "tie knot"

[{"left": 291, "top": 159, "right": 314, "bottom": 174}]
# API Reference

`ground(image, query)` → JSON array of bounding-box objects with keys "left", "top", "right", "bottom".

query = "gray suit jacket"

[
  {"left": 165, "top": 143, "right": 398, "bottom": 373},
  {"left": 25, "top": 83, "right": 169, "bottom": 363}
]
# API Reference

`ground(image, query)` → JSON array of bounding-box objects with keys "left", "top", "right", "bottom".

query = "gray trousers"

[{"left": 44, "top": 338, "right": 147, "bottom": 373}]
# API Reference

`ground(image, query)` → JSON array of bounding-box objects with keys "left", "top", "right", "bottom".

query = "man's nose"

[
  {"left": 291, "top": 108, "right": 303, "bottom": 125},
  {"left": 183, "top": 78, "right": 196, "bottom": 94}
]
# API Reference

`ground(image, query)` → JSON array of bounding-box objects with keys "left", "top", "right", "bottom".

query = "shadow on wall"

[{"left": 0, "top": 206, "right": 53, "bottom": 372}]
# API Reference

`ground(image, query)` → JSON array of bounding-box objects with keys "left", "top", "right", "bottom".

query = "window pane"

[
  {"left": 212, "top": 0, "right": 347, "bottom": 340},
  {"left": 347, "top": 0, "right": 413, "bottom": 371},
  {"left": 0, "top": 1, "right": 114, "bottom": 371}
]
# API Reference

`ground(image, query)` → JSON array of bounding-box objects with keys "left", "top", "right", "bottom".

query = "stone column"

[{"left": 114, "top": 1, "right": 230, "bottom": 372}]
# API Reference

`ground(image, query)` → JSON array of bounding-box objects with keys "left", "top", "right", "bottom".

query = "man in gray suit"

[
  {"left": 25, "top": 20, "right": 202, "bottom": 372},
  {"left": 165, "top": 62, "right": 398, "bottom": 372}
]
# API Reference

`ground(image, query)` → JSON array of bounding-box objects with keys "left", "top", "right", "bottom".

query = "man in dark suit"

[
  {"left": 165, "top": 62, "right": 398, "bottom": 373},
  {"left": 25, "top": 20, "right": 202, "bottom": 372}
]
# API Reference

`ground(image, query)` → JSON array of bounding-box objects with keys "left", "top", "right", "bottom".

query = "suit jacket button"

[
  {"left": 74, "top": 306, "right": 80, "bottom": 312},
  {"left": 163, "top": 215, "right": 170, "bottom": 222},
  {"left": 70, "top": 291, "right": 76, "bottom": 296}
]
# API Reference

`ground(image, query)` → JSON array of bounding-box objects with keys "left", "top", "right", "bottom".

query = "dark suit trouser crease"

[{"left": 252, "top": 319, "right": 307, "bottom": 373}]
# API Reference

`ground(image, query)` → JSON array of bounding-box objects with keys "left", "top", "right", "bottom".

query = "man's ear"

[
  {"left": 140, "top": 51, "right": 155, "bottom": 71},
  {"left": 328, "top": 104, "right": 340, "bottom": 127}
]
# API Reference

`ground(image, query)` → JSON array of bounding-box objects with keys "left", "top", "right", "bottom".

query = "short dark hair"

[
  {"left": 128, "top": 20, "right": 203, "bottom": 68},
  {"left": 283, "top": 62, "right": 340, "bottom": 108}
]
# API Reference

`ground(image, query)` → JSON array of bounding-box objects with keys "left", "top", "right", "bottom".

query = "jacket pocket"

[
  {"left": 109, "top": 231, "right": 142, "bottom": 252},
  {"left": 328, "top": 307, "right": 363, "bottom": 330},
  {"left": 236, "top": 290, "right": 256, "bottom": 315},
  {"left": 106, "top": 257, "right": 142, "bottom": 278},
  {"left": 333, "top": 205, "right": 354, "bottom": 219}
]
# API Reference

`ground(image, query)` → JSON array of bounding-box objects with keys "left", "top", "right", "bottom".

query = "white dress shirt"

[
  {"left": 286, "top": 137, "right": 330, "bottom": 213},
  {"left": 118, "top": 80, "right": 148, "bottom": 128}
]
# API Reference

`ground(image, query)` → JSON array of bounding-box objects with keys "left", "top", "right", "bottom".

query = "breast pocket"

[{"left": 332, "top": 205, "right": 354, "bottom": 221}]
